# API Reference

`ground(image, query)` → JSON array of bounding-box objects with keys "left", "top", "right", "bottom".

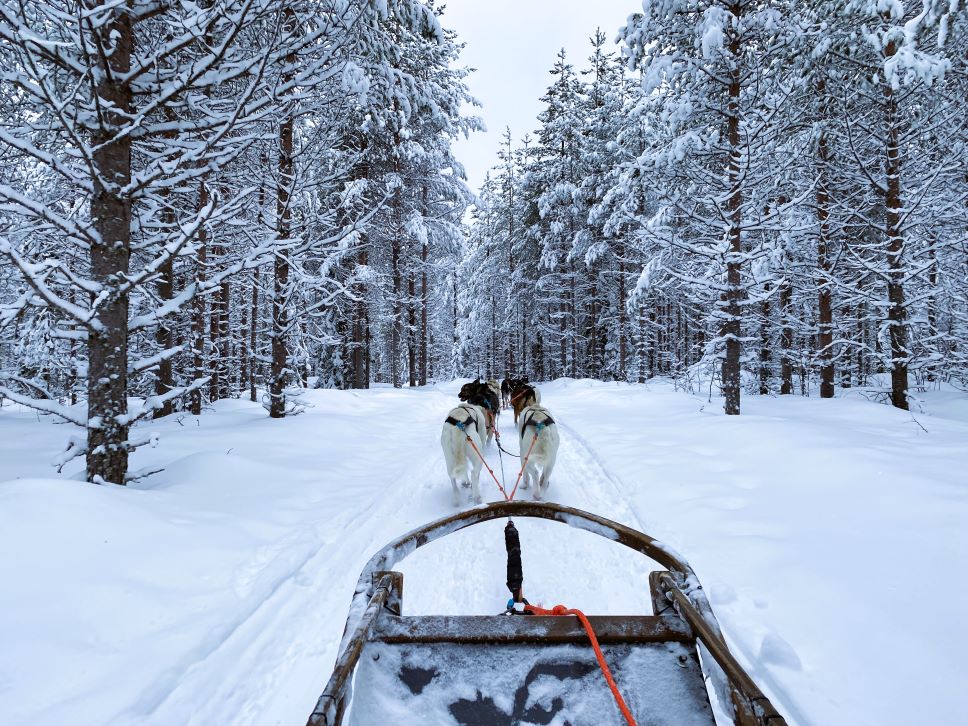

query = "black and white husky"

[
  {"left": 517, "top": 404, "right": 559, "bottom": 501},
  {"left": 441, "top": 403, "right": 487, "bottom": 506}
]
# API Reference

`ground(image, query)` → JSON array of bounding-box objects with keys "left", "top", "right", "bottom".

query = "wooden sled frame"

[{"left": 306, "top": 501, "right": 787, "bottom": 726}]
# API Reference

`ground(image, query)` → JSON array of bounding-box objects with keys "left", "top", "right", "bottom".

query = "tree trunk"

[
  {"left": 390, "top": 194, "right": 402, "bottom": 388},
  {"left": 883, "top": 33, "right": 909, "bottom": 410},
  {"left": 507, "top": 144, "right": 517, "bottom": 376},
  {"left": 676, "top": 303, "right": 684, "bottom": 376},
  {"left": 534, "top": 329, "right": 542, "bottom": 381},
  {"left": 219, "top": 271, "right": 231, "bottom": 397},
  {"left": 419, "top": 196, "right": 429, "bottom": 387},
  {"left": 452, "top": 273, "right": 458, "bottom": 375},
  {"left": 209, "top": 238, "right": 224, "bottom": 401},
  {"left": 926, "top": 243, "right": 938, "bottom": 381},
  {"left": 857, "top": 297, "right": 868, "bottom": 386},
  {"left": 153, "top": 119, "right": 177, "bottom": 419},
  {"left": 683, "top": 308, "right": 691, "bottom": 368},
  {"left": 364, "top": 300, "right": 371, "bottom": 387},
  {"left": 249, "top": 266, "right": 260, "bottom": 402},
  {"left": 656, "top": 302, "right": 665, "bottom": 374},
  {"left": 617, "top": 244, "right": 627, "bottom": 380},
  {"left": 840, "top": 307, "right": 852, "bottom": 388},
  {"left": 408, "top": 269, "right": 417, "bottom": 387},
  {"left": 270, "top": 51, "right": 294, "bottom": 418},
  {"left": 559, "top": 301, "right": 567, "bottom": 377},
  {"left": 570, "top": 273, "right": 578, "bottom": 377},
  {"left": 490, "top": 295, "right": 497, "bottom": 378},
  {"left": 353, "top": 246, "right": 369, "bottom": 389},
  {"left": 816, "top": 78, "right": 835, "bottom": 399},
  {"left": 240, "top": 276, "right": 249, "bottom": 397},
  {"left": 190, "top": 180, "right": 208, "bottom": 416},
  {"left": 721, "top": 11, "right": 743, "bottom": 415},
  {"left": 249, "top": 182, "right": 266, "bottom": 403},
  {"left": 780, "top": 280, "right": 793, "bottom": 395},
  {"left": 153, "top": 255, "right": 176, "bottom": 418},
  {"left": 759, "top": 294, "right": 770, "bottom": 395},
  {"left": 66, "top": 297, "right": 79, "bottom": 406},
  {"left": 637, "top": 303, "right": 646, "bottom": 384},
  {"left": 87, "top": 6, "right": 133, "bottom": 484},
  {"left": 589, "top": 269, "right": 598, "bottom": 378}
]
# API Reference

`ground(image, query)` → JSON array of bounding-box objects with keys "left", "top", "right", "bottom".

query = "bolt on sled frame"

[{"left": 306, "top": 501, "right": 787, "bottom": 726}]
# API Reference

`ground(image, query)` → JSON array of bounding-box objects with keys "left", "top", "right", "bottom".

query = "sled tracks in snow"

[{"left": 135, "top": 453, "right": 450, "bottom": 726}]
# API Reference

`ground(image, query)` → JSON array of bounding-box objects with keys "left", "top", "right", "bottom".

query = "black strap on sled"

[
  {"left": 505, "top": 520, "right": 524, "bottom": 603},
  {"left": 504, "top": 520, "right": 533, "bottom": 615}
]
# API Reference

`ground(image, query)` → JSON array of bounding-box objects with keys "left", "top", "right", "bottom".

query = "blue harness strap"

[
  {"left": 446, "top": 415, "right": 474, "bottom": 431},
  {"left": 522, "top": 409, "right": 554, "bottom": 433}
]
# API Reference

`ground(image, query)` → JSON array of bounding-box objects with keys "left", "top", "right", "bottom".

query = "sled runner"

[{"left": 306, "top": 501, "right": 786, "bottom": 726}]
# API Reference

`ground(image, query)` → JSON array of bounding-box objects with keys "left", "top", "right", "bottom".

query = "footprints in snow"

[
  {"left": 759, "top": 632, "right": 803, "bottom": 671},
  {"left": 708, "top": 582, "right": 803, "bottom": 672}
]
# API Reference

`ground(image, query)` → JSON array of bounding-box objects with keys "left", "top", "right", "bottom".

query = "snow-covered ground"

[{"left": 1, "top": 380, "right": 966, "bottom": 726}]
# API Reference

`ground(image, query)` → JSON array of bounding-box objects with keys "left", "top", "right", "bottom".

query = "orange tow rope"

[
  {"left": 507, "top": 431, "right": 539, "bottom": 501},
  {"left": 463, "top": 434, "right": 512, "bottom": 500},
  {"left": 524, "top": 603, "right": 638, "bottom": 726},
  {"left": 464, "top": 427, "right": 541, "bottom": 502}
]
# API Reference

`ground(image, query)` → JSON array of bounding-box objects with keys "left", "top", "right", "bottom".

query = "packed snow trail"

[
  {"left": 398, "top": 406, "right": 657, "bottom": 619},
  {"left": 2, "top": 379, "right": 967, "bottom": 726},
  {"left": 138, "top": 384, "right": 662, "bottom": 726}
]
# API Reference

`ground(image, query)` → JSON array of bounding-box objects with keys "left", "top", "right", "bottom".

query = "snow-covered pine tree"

[
  {"left": 530, "top": 49, "right": 587, "bottom": 378},
  {"left": 0, "top": 0, "right": 301, "bottom": 482},
  {"left": 575, "top": 31, "right": 639, "bottom": 381},
  {"left": 0, "top": 0, "right": 476, "bottom": 483},
  {"left": 620, "top": 0, "right": 801, "bottom": 414},
  {"left": 811, "top": 0, "right": 966, "bottom": 408},
  {"left": 339, "top": 1, "right": 477, "bottom": 388}
]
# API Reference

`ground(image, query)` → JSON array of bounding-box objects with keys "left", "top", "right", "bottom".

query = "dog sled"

[{"left": 306, "top": 501, "right": 787, "bottom": 726}]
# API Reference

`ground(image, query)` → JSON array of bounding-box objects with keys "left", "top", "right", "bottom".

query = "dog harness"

[
  {"left": 510, "top": 385, "right": 536, "bottom": 405},
  {"left": 460, "top": 383, "right": 498, "bottom": 414},
  {"left": 521, "top": 409, "right": 554, "bottom": 431},
  {"left": 445, "top": 405, "right": 479, "bottom": 432}
]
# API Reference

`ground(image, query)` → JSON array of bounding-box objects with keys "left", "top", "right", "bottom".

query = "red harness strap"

[{"left": 524, "top": 603, "right": 638, "bottom": 726}]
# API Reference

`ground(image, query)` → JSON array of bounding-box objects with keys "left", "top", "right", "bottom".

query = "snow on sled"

[{"left": 306, "top": 501, "right": 787, "bottom": 726}]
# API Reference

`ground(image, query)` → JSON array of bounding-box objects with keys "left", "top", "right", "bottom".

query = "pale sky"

[{"left": 442, "top": 0, "right": 639, "bottom": 194}]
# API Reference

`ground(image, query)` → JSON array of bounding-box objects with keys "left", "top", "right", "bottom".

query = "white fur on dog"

[
  {"left": 517, "top": 404, "right": 559, "bottom": 501},
  {"left": 441, "top": 404, "right": 487, "bottom": 506}
]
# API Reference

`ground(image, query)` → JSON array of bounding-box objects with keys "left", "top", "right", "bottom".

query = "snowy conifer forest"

[
  {"left": 1, "top": 1, "right": 967, "bottom": 725},
  {"left": 465, "top": 6, "right": 968, "bottom": 415},
  {"left": 1, "top": 0, "right": 483, "bottom": 485}
]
